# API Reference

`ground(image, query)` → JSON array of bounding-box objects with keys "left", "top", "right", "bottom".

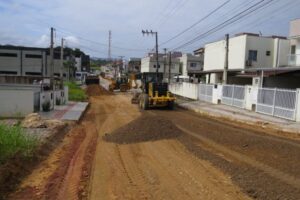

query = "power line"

[
  {"left": 166, "top": 0, "right": 254, "bottom": 50},
  {"left": 156, "top": 0, "right": 190, "bottom": 28},
  {"left": 56, "top": 29, "right": 146, "bottom": 52},
  {"left": 172, "top": 0, "right": 275, "bottom": 51},
  {"left": 160, "top": 0, "right": 231, "bottom": 46}
]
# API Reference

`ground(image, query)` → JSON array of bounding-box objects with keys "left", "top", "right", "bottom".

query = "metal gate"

[
  {"left": 221, "top": 85, "right": 246, "bottom": 108},
  {"left": 198, "top": 84, "right": 213, "bottom": 103},
  {"left": 256, "top": 88, "right": 297, "bottom": 121}
]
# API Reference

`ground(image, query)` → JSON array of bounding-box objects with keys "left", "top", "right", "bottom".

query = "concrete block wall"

[{"left": 0, "top": 89, "right": 35, "bottom": 117}]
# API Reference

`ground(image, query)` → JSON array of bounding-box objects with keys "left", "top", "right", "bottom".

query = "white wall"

[
  {"left": 228, "top": 35, "right": 247, "bottom": 69},
  {"left": 180, "top": 54, "right": 203, "bottom": 76},
  {"left": 0, "top": 89, "right": 34, "bottom": 116},
  {"left": 245, "top": 36, "right": 274, "bottom": 68},
  {"left": 204, "top": 40, "right": 226, "bottom": 71},
  {"left": 169, "top": 83, "right": 198, "bottom": 100}
]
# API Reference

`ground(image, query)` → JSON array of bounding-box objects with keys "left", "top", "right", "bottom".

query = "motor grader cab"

[{"left": 135, "top": 72, "right": 175, "bottom": 110}]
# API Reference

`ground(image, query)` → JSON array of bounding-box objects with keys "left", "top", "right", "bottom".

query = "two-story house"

[
  {"left": 179, "top": 52, "right": 204, "bottom": 82},
  {"left": 203, "top": 33, "right": 290, "bottom": 85},
  {"left": 141, "top": 54, "right": 181, "bottom": 81}
]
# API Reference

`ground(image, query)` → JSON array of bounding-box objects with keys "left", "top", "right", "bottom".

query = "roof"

[{"left": 0, "top": 45, "right": 47, "bottom": 51}]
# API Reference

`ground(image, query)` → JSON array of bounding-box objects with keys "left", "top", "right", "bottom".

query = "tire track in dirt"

[
  {"left": 176, "top": 125, "right": 300, "bottom": 189},
  {"left": 152, "top": 109, "right": 300, "bottom": 199},
  {"left": 89, "top": 94, "right": 249, "bottom": 200},
  {"left": 56, "top": 121, "right": 97, "bottom": 200}
]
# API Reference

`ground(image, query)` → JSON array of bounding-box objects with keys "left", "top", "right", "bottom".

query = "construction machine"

[{"left": 132, "top": 72, "right": 175, "bottom": 110}]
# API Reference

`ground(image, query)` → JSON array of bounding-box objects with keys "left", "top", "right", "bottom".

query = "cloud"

[
  {"left": 35, "top": 34, "right": 49, "bottom": 47},
  {"left": 0, "top": 0, "right": 299, "bottom": 58}
]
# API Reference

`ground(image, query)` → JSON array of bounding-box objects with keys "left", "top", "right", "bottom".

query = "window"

[
  {"left": 25, "top": 54, "right": 42, "bottom": 59},
  {"left": 0, "top": 71, "right": 17, "bottom": 74},
  {"left": 266, "top": 51, "right": 271, "bottom": 56},
  {"left": 190, "top": 63, "right": 197, "bottom": 68},
  {"left": 291, "top": 45, "right": 296, "bottom": 54},
  {"left": 25, "top": 72, "right": 42, "bottom": 76},
  {"left": 248, "top": 50, "right": 257, "bottom": 61},
  {"left": 153, "top": 65, "right": 160, "bottom": 68},
  {"left": 0, "top": 52, "right": 17, "bottom": 57}
]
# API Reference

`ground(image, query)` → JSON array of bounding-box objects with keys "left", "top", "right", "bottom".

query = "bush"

[
  {"left": 0, "top": 124, "right": 38, "bottom": 164},
  {"left": 56, "top": 98, "right": 61, "bottom": 105},
  {"left": 64, "top": 81, "right": 87, "bottom": 102},
  {"left": 42, "top": 101, "right": 51, "bottom": 112}
]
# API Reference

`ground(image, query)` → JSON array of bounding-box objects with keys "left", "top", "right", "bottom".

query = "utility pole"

[
  {"left": 168, "top": 51, "right": 172, "bottom": 84},
  {"left": 60, "top": 38, "right": 65, "bottom": 79},
  {"left": 119, "top": 56, "right": 124, "bottom": 76},
  {"left": 223, "top": 34, "right": 229, "bottom": 84},
  {"left": 50, "top": 27, "right": 54, "bottom": 81},
  {"left": 108, "top": 30, "right": 112, "bottom": 61},
  {"left": 163, "top": 48, "right": 167, "bottom": 80},
  {"left": 142, "top": 30, "right": 159, "bottom": 82},
  {"left": 50, "top": 27, "right": 55, "bottom": 109}
]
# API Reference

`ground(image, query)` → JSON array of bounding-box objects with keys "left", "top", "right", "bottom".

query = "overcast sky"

[{"left": 0, "top": 0, "right": 299, "bottom": 59}]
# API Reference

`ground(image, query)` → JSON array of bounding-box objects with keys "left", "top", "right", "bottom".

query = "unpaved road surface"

[{"left": 9, "top": 86, "right": 300, "bottom": 200}]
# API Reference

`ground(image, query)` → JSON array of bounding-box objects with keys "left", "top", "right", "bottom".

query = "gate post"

[
  {"left": 272, "top": 88, "right": 277, "bottom": 116},
  {"left": 295, "top": 89, "right": 300, "bottom": 122},
  {"left": 231, "top": 85, "right": 235, "bottom": 106}
]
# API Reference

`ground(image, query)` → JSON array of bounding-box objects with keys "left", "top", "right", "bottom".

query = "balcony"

[{"left": 288, "top": 54, "right": 300, "bottom": 66}]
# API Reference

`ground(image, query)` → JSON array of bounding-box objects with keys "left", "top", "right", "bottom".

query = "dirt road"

[{"left": 10, "top": 86, "right": 300, "bottom": 200}]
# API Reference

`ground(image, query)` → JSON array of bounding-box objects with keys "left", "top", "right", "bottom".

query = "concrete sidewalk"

[
  {"left": 40, "top": 101, "right": 89, "bottom": 121},
  {"left": 176, "top": 98, "right": 300, "bottom": 135}
]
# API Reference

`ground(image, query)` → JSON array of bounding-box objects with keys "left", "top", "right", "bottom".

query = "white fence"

[
  {"left": 169, "top": 82, "right": 300, "bottom": 121},
  {"left": 222, "top": 85, "right": 246, "bottom": 108},
  {"left": 199, "top": 84, "right": 214, "bottom": 103},
  {"left": 256, "top": 88, "right": 297, "bottom": 121}
]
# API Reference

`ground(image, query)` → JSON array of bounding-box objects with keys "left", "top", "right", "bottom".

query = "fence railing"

[
  {"left": 222, "top": 85, "right": 246, "bottom": 108},
  {"left": 169, "top": 82, "right": 299, "bottom": 121},
  {"left": 198, "top": 84, "right": 213, "bottom": 103},
  {"left": 256, "top": 88, "right": 297, "bottom": 120}
]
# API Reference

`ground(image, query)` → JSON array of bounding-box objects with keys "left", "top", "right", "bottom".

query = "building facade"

[
  {"left": 289, "top": 19, "right": 300, "bottom": 66},
  {"left": 179, "top": 53, "right": 204, "bottom": 77},
  {"left": 203, "top": 33, "right": 290, "bottom": 84},
  {"left": 141, "top": 55, "right": 180, "bottom": 79}
]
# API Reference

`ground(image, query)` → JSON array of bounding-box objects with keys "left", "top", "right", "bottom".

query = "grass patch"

[
  {"left": 64, "top": 81, "right": 87, "bottom": 101},
  {"left": 0, "top": 124, "right": 38, "bottom": 164}
]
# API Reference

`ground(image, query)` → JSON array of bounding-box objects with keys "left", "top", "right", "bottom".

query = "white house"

[
  {"left": 289, "top": 19, "right": 300, "bottom": 66},
  {"left": 141, "top": 55, "right": 180, "bottom": 79},
  {"left": 179, "top": 53, "right": 204, "bottom": 78},
  {"left": 203, "top": 33, "right": 290, "bottom": 84}
]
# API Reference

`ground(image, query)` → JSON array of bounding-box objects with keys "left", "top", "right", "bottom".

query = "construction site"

[{"left": 0, "top": 78, "right": 297, "bottom": 200}]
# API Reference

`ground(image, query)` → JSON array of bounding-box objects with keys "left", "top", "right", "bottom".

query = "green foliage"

[
  {"left": 42, "top": 101, "right": 51, "bottom": 112},
  {"left": 64, "top": 81, "right": 87, "bottom": 102},
  {"left": 0, "top": 124, "right": 38, "bottom": 164}
]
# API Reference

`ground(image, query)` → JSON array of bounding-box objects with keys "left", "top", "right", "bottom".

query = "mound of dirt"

[
  {"left": 21, "top": 113, "right": 65, "bottom": 129},
  {"left": 85, "top": 84, "right": 113, "bottom": 96},
  {"left": 103, "top": 114, "right": 182, "bottom": 144}
]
